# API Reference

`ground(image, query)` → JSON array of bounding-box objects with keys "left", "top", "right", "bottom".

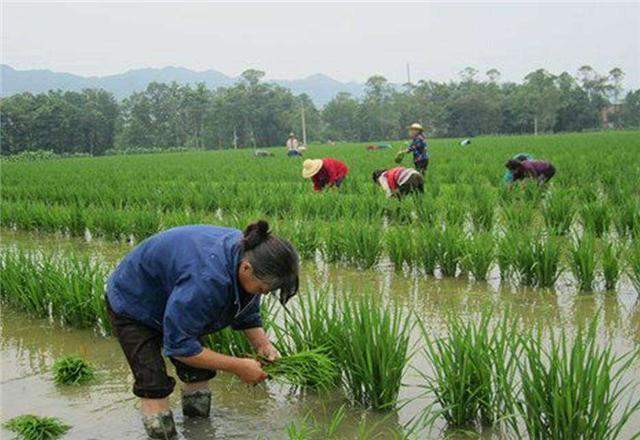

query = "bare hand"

[
  {"left": 257, "top": 343, "right": 280, "bottom": 363},
  {"left": 232, "top": 358, "right": 268, "bottom": 385}
]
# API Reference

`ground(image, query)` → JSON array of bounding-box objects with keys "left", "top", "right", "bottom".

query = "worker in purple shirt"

[{"left": 505, "top": 158, "right": 556, "bottom": 185}]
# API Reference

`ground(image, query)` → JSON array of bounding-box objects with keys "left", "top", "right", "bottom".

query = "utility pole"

[
  {"left": 233, "top": 127, "right": 238, "bottom": 149},
  {"left": 534, "top": 116, "right": 538, "bottom": 136},
  {"left": 406, "top": 62, "right": 411, "bottom": 84},
  {"left": 301, "top": 104, "right": 307, "bottom": 146}
]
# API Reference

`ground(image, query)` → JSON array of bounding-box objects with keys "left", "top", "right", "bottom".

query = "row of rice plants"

[{"left": 417, "top": 312, "right": 640, "bottom": 438}]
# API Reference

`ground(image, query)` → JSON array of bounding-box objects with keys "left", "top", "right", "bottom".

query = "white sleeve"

[{"left": 378, "top": 175, "right": 393, "bottom": 198}]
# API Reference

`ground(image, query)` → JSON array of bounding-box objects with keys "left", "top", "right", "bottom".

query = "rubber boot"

[
  {"left": 142, "top": 410, "right": 177, "bottom": 439},
  {"left": 182, "top": 389, "right": 211, "bottom": 418}
]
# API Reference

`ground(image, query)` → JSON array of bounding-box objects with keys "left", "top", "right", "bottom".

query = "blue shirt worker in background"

[
  {"left": 396, "top": 123, "right": 429, "bottom": 174},
  {"left": 106, "top": 221, "right": 299, "bottom": 439}
]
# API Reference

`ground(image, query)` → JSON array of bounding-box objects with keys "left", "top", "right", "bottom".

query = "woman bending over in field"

[
  {"left": 502, "top": 153, "right": 534, "bottom": 184},
  {"left": 106, "top": 221, "right": 299, "bottom": 439},
  {"left": 505, "top": 158, "right": 556, "bottom": 186},
  {"left": 372, "top": 167, "right": 424, "bottom": 199},
  {"left": 302, "top": 157, "right": 349, "bottom": 191}
]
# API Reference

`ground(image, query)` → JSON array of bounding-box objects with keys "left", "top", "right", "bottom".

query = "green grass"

[
  {"left": 52, "top": 355, "right": 95, "bottom": 385},
  {"left": 4, "top": 415, "right": 70, "bottom": 440},
  {"left": 602, "top": 240, "right": 623, "bottom": 291}
]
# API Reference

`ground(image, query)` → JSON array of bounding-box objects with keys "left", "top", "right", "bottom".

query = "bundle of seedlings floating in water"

[
  {"left": 4, "top": 415, "right": 70, "bottom": 440},
  {"left": 52, "top": 355, "right": 95, "bottom": 385},
  {"left": 262, "top": 347, "right": 338, "bottom": 391}
]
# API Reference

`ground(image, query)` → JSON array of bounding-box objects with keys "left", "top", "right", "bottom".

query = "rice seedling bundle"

[
  {"left": 542, "top": 189, "right": 575, "bottom": 235},
  {"left": 581, "top": 201, "right": 611, "bottom": 238},
  {"left": 419, "top": 313, "right": 518, "bottom": 429},
  {"left": 262, "top": 347, "right": 338, "bottom": 390},
  {"left": 332, "top": 292, "right": 413, "bottom": 410},
  {"left": 461, "top": 232, "right": 495, "bottom": 281},
  {"left": 52, "top": 355, "right": 95, "bottom": 385},
  {"left": 570, "top": 233, "right": 597, "bottom": 292},
  {"left": 601, "top": 240, "right": 623, "bottom": 291},
  {"left": 436, "top": 227, "right": 465, "bottom": 277},
  {"left": 531, "top": 234, "right": 563, "bottom": 288},
  {"left": 4, "top": 415, "right": 70, "bottom": 440},
  {"left": 515, "top": 322, "right": 640, "bottom": 439},
  {"left": 385, "top": 226, "right": 413, "bottom": 271}
]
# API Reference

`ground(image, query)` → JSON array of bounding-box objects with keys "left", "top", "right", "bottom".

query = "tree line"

[{"left": 1, "top": 66, "right": 638, "bottom": 155}]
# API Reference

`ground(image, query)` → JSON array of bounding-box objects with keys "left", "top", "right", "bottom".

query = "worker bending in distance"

[
  {"left": 302, "top": 158, "right": 349, "bottom": 191},
  {"left": 106, "top": 221, "right": 299, "bottom": 439},
  {"left": 396, "top": 123, "right": 429, "bottom": 174},
  {"left": 505, "top": 158, "right": 556, "bottom": 186},
  {"left": 503, "top": 153, "right": 533, "bottom": 184},
  {"left": 372, "top": 167, "right": 424, "bottom": 199}
]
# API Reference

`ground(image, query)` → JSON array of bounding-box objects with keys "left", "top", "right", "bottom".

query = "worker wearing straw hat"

[
  {"left": 395, "top": 123, "right": 429, "bottom": 174},
  {"left": 302, "top": 158, "right": 349, "bottom": 191}
]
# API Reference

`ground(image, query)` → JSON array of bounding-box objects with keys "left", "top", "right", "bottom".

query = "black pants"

[
  {"left": 106, "top": 299, "right": 216, "bottom": 399},
  {"left": 398, "top": 174, "right": 425, "bottom": 197},
  {"left": 414, "top": 158, "right": 429, "bottom": 174}
]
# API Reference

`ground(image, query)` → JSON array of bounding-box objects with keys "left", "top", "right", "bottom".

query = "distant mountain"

[{"left": 0, "top": 65, "right": 365, "bottom": 106}]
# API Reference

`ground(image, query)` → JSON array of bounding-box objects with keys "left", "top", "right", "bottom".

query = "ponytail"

[{"left": 241, "top": 220, "right": 300, "bottom": 305}]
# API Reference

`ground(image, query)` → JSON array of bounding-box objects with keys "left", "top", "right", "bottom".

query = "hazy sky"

[{"left": 3, "top": 2, "right": 639, "bottom": 87}]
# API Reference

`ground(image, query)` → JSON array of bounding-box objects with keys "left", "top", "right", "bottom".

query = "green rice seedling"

[
  {"left": 205, "top": 327, "right": 254, "bottom": 357},
  {"left": 469, "top": 187, "right": 495, "bottom": 232},
  {"left": 628, "top": 242, "right": 640, "bottom": 293},
  {"left": 347, "top": 222, "right": 383, "bottom": 269},
  {"left": 436, "top": 227, "right": 465, "bottom": 277},
  {"left": 511, "top": 232, "right": 537, "bottom": 286},
  {"left": 262, "top": 348, "right": 338, "bottom": 391},
  {"left": 514, "top": 320, "right": 640, "bottom": 439},
  {"left": 581, "top": 201, "right": 611, "bottom": 238},
  {"left": 496, "top": 233, "right": 516, "bottom": 280},
  {"left": 52, "top": 355, "right": 95, "bottom": 385},
  {"left": 570, "top": 233, "right": 597, "bottom": 292},
  {"left": 291, "top": 221, "right": 320, "bottom": 260},
  {"left": 321, "top": 223, "right": 346, "bottom": 264},
  {"left": 419, "top": 313, "right": 518, "bottom": 429},
  {"left": 613, "top": 200, "right": 639, "bottom": 239},
  {"left": 542, "top": 189, "right": 575, "bottom": 235},
  {"left": 531, "top": 234, "right": 563, "bottom": 288},
  {"left": 4, "top": 415, "right": 70, "bottom": 440},
  {"left": 461, "top": 232, "right": 494, "bottom": 281},
  {"left": 0, "top": 250, "right": 110, "bottom": 332},
  {"left": 386, "top": 227, "right": 413, "bottom": 271},
  {"left": 333, "top": 292, "right": 413, "bottom": 410},
  {"left": 284, "top": 417, "right": 316, "bottom": 440},
  {"left": 414, "top": 226, "right": 439, "bottom": 275},
  {"left": 602, "top": 240, "right": 624, "bottom": 291},
  {"left": 501, "top": 202, "right": 534, "bottom": 232}
]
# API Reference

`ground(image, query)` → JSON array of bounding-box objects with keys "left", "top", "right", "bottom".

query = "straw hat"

[
  {"left": 409, "top": 123, "right": 424, "bottom": 132},
  {"left": 289, "top": 132, "right": 295, "bottom": 137},
  {"left": 302, "top": 159, "right": 323, "bottom": 178}
]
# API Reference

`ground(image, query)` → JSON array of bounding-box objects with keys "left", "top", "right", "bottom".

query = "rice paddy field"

[{"left": 2, "top": 130, "right": 640, "bottom": 439}]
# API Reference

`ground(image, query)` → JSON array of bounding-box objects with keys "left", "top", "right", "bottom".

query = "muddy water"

[{"left": 1, "top": 229, "right": 640, "bottom": 439}]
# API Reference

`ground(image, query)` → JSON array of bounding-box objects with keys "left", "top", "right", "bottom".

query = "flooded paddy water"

[{"left": 1, "top": 229, "right": 639, "bottom": 439}]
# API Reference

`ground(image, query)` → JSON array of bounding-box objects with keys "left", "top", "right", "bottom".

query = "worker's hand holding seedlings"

[{"left": 106, "top": 220, "right": 299, "bottom": 439}]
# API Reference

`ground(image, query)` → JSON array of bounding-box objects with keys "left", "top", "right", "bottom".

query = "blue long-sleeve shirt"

[
  {"left": 106, "top": 225, "right": 262, "bottom": 358},
  {"left": 407, "top": 133, "right": 428, "bottom": 162}
]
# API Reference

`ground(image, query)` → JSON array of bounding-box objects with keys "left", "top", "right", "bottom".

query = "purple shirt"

[{"left": 512, "top": 160, "right": 553, "bottom": 181}]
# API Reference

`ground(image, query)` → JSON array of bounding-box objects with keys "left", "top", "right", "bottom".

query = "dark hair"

[
  {"left": 372, "top": 169, "right": 386, "bottom": 183},
  {"left": 514, "top": 154, "right": 529, "bottom": 162},
  {"left": 505, "top": 159, "right": 523, "bottom": 171},
  {"left": 242, "top": 220, "right": 300, "bottom": 305}
]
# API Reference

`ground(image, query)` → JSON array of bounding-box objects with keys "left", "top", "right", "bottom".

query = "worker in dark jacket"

[
  {"left": 396, "top": 123, "right": 429, "bottom": 174},
  {"left": 505, "top": 158, "right": 556, "bottom": 185},
  {"left": 106, "top": 221, "right": 299, "bottom": 439}
]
